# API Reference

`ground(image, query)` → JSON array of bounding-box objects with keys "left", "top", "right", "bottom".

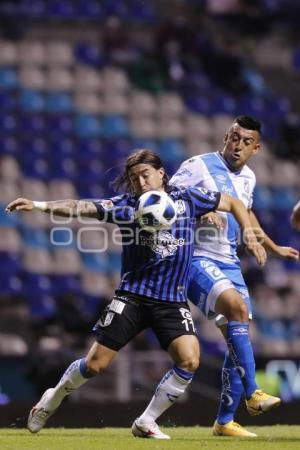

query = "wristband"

[{"left": 33, "top": 201, "right": 47, "bottom": 211}]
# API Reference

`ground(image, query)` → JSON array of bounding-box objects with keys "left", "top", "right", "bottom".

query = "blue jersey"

[{"left": 94, "top": 186, "right": 220, "bottom": 303}]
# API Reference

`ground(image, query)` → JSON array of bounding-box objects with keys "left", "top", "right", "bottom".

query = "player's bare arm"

[
  {"left": 249, "top": 210, "right": 299, "bottom": 261},
  {"left": 291, "top": 200, "right": 300, "bottom": 231},
  {"left": 218, "top": 194, "right": 267, "bottom": 266},
  {"left": 200, "top": 211, "right": 224, "bottom": 229},
  {"left": 6, "top": 198, "right": 99, "bottom": 218}
]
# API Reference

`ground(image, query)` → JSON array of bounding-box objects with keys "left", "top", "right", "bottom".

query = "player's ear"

[
  {"left": 253, "top": 142, "right": 260, "bottom": 155},
  {"left": 158, "top": 167, "right": 165, "bottom": 180},
  {"left": 223, "top": 133, "right": 228, "bottom": 144}
]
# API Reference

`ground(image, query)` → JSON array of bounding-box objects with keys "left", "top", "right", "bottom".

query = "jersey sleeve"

[
  {"left": 93, "top": 194, "right": 135, "bottom": 224},
  {"left": 186, "top": 186, "right": 221, "bottom": 218},
  {"left": 170, "top": 157, "right": 206, "bottom": 187}
]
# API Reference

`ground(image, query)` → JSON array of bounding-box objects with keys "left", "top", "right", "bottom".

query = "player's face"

[
  {"left": 128, "top": 164, "right": 165, "bottom": 195},
  {"left": 222, "top": 123, "right": 260, "bottom": 170}
]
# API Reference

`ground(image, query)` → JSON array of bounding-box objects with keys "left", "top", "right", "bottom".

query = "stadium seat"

[
  {"left": 130, "top": 117, "right": 158, "bottom": 139},
  {"left": 52, "top": 248, "right": 81, "bottom": 274},
  {"left": 74, "top": 93, "right": 103, "bottom": 114},
  {"left": 102, "top": 93, "right": 129, "bottom": 115},
  {"left": 102, "top": 67, "right": 129, "bottom": 92},
  {"left": 130, "top": 90, "right": 157, "bottom": 117},
  {"left": 19, "top": 113, "right": 46, "bottom": 133},
  {"left": 0, "top": 68, "right": 18, "bottom": 89},
  {"left": 102, "top": 115, "right": 129, "bottom": 138},
  {"left": 159, "top": 139, "right": 186, "bottom": 162},
  {"left": 0, "top": 156, "right": 21, "bottom": 181},
  {"left": 46, "top": 41, "right": 74, "bottom": 66},
  {"left": 46, "top": 67, "right": 74, "bottom": 91},
  {"left": 0, "top": 137, "right": 19, "bottom": 157},
  {"left": 185, "top": 114, "right": 212, "bottom": 140},
  {"left": 0, "top": 228, "right": 22, "bottom": 252},
  {"left": 0, "top": 113, "right": 18, "bottom": 133},
  {"left": 157, "top": 93, "right": 185, "bottom": 118},
  {"left": 47, "top": 115, "right": 74, "bottom": 135},
  {"left": 74, "top": 42, "right": 104, "bottom": 67},
  {"left": 21, "top": 227, "right": 50, "bottom": 249},
  {"left": 0, "top": 41, "right": 18, "bottom": 65},
  {"left": 19, "top": 67, "right": 46, "bottom": 90},
  {"left": 0, "top": 204, "right": 20, "bottom": 227},
  {"left": 20, "top": 91, "right": 45, "bottom": 112},
  {"left": 81, "top": 270, "right": 113, "bottom": 297},
  {"left": 157, "top": 118, "right": 185, "bottom": 139},
  {"left": 23, "top": 248, "right": 52, "bottom": 273},
  {"left": 18, "top": 41, "right": 47, "bottom": 66},
  {"left": 73, "top": 65, "right": 103, "bottom": 92},
  {"left": 74, "top": 114, "right": 102, "bottom": 137},
  {"left": 46, "top": 93, "right": 73, "bottom": 113}
]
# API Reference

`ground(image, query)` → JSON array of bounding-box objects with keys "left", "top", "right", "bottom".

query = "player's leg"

[
  {"left": 132, "top": 304, "right": 199, "bottom": 439},
  {"left": 213, "top": 319, "right": 256, "bottom": 437},
  {"left": 28, "top": 295, "right": 141, "bottom": 433},
  {"left": 27, "top": 342, "right": 117, "bottom": 433}
]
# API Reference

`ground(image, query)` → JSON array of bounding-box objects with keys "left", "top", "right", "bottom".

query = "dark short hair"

[
  {"left": 112, "top": 149, "right": 169, "bottom": 193},
  {"left": 233, "top": 115, "right": 261, "bottom": 134}
]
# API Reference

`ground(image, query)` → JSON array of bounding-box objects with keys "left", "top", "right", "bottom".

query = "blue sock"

[
  {"left": 216, "top": 351, "right": 244, "bottom": 425},
  {"left": 226, "top": 321, "right": 258, "bottom": 399}
]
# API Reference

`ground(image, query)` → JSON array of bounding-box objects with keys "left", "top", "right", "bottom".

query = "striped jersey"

[
  {"left": 170, "top": 152, "right": 256, "bottom": 264},
  {"left": 93, "top": 185, "right": 220, "bottom": 303}
]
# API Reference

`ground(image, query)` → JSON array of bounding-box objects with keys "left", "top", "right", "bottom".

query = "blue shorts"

[{"left": 188, "top": 257, "right": 252, "bottom": 322}]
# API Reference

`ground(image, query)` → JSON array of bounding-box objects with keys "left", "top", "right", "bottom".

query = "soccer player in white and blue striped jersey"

[
  {"left": 170, "top": 116, "right": 299, "bottom": 437},
  {"left": 6, "top": 148, "right": 267, "bottom": 438}
]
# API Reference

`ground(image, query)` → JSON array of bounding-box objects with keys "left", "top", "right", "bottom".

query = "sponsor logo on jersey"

[
  {"left": 140, "top": 230, "right": 185, "bottom": 258},
  {"left": 175, "top": 167, "right": 193, "bottom": 177},
  {"left": 196, "top": 187, "right": 218, "bottom": 201}
]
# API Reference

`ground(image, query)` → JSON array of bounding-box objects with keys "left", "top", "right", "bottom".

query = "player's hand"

[
  {"left": 6, "top": 198, "right": 35, "bottom": 213},
  {"left": 244, "top": 229, "right": 267, "bottom": 266},
  {"left": 200, "top": 212, "right": 224, "bottom": 229},
  {"left": 274, "top": 245, "right": 299, "bottom": 261}
]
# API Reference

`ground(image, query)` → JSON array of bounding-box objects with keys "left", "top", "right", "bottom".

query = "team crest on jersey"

[
  {"left": 100, "top": 311, "right": 115, "bottom": 327},
  {"left": 244, "top": 180, "right": 250, "bottom": 194},
  {"left": 140, "top": 230, "right": 185, "bottom": 258},
  {"left": 175, "top": 200, "right": 186, "bottom": 215}
]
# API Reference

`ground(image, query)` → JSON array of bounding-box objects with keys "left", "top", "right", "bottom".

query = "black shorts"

[{"left": 93, "top": 292, "right": 197, "bottom": 351}]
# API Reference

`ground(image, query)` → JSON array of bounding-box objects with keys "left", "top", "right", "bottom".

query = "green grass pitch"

[{"left": 1, "top": 426, "right": 300, "bottom": 450}]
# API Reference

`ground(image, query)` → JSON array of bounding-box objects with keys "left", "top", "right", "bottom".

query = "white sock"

[
  {"left": 46, "top": 359, "right": 92, "bottom": 410},
  {"left": 138, "top": 366, "right": 194, "bottom": 423}
]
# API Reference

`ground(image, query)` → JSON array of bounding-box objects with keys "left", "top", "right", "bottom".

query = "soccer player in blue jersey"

[
  {"left": 7, "top": 149, "right": 266, "bottom": 438},
  {"left": 168, "top": 116, "right": 299, "bottom": 437}
]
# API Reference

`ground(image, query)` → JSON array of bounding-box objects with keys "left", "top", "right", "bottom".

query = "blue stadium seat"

[
  {"left": 46, "top": 0, "right": 74, "bottom": 18},
  {"left": 213, "top": 94, "right": 237, "bottom": 115},
  {"left": 270, "top": 187, "right": 298, "bottom": 210},
  {"left": 46, "top": 93, "right": 73, "bottom": 113},
  {"left": 0, "top": 136, "right": 19, "bottom": 156},
  {"left": 131, "top": 138, "right": 159, "bottom": 153},
  {"left": 102, "top": 0, "right": 129, "bottom": 19},
  {"left": 19, "top": 114, "right": 46, "bottom": 133},
  {"left": 47, "top": 114, "right": 74, "bottom": 134},
  {"left": 75, "top": 0, "right": 104, "bottom": 19},
  {"left": 22, "top": 136, "right": 48, "bottom": 158},
  {"left": 0, "top": 91, "right": 16, "bottom": 110},
  {"left": 102, "top": 115, "right": 129, "bottom": 138},
  {"left": 108, "top": 252, "right": 121, "bottom": 273},
  {"left": 50, "top": 228, "right": 75, "bottom": 248},
  {"left": 75, "top": 114, "right": 102, "bottom": 137},
  {"left": 77, "top": 138, "right": 104, "bottom": 159},
  {"left": 74, "top": 42, "right": 104, "bottom": 67},
  {"left": 239, "top": 95, "right": 267, "bottom": 120},
  {"left": 185, "top": 95, "right": 213, "bottom": 115},
  {"left": 76, "top": 180, "right": 107, "bottom": 199},
  {"left": 253, "top": 186, "right": 273, "bottom": 210},
  {"left": 82, "top": 253, "right": 109, "bottom": 272},
  {"left": 20, "top": 91, "right": 45, "bottom": 112},
  {"left": 129, "top": 0, "right": 156, "bottom": 22},
  {"left": 0, "top": 113, "right": 18, "bottom": 133},
  {"left": 21, "top": 227, "right": 50, "bottom": 249},
  {"left": 52, "top": 274, "right": 81, "bottom": 295},
  {"left": 23, "top": 273, "right": 53, "bottom": 296},
  {"left": 49, "top": 136, "right": 75, "bottom": 158},
  {"left": 159, "top": 139, "right": 185, "bottom": 163},
  {"left": 0, "top": 203, "right": 20, "bottom": 227},
  {"left": 0, "top": 251, "right": 21, "bottom": 276},
  {"left": 21, "top": 156, "right": 49, "bottom": 179},
  {"left": 0, "top": 68, "right": 18, "bottom": 89},
  {"left": 26, "top": 294, "right": 57, "bottom": 319},
  {"left": 0, "top": 273, "right": 23, "bottom": 296}
]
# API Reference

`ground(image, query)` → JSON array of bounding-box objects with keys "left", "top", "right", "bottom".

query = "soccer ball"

[{"left": 136, "top": 190, "right": 177, "bottom": 233}]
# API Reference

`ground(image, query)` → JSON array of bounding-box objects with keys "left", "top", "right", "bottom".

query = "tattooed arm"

[{"left": 6, "top": 198, "right": 98, "bottom": 218}]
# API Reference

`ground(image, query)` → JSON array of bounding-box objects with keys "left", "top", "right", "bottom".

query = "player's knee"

[
  {"left": 230, "top": 298, "right": 248, "bottom": 322},
  {"left": 180, "top": 354, "right": 200, "bottom": 372},
  {"left": 85, "top": 358, "right": 108, "bottom": 375}
]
